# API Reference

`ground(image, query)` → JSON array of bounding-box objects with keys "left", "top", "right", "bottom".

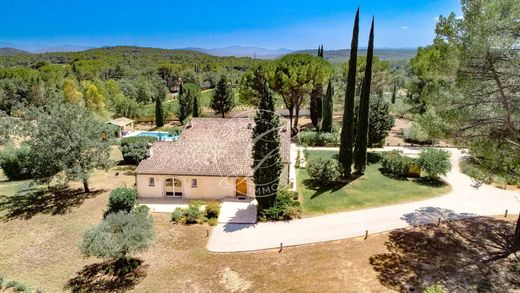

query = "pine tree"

[
  {"left": 192, "top": 91, "right": 200, "bottom": 117},
  {"left": 391, "top": 83, "right": 397, "bottom": 104},
  {"left": 354, "top": 17, "right": 375, "bottom": 175},
  {"left": 321, "top": 79, "right": 334, "bottom": 133},
  {"left": 339, "top": 8, "right": 360, "bottom": 177},
  {"left": 211, "top": 76, "right": 235, "bottom": 118},
  {"left": 155, "top": 96, "right": 164, "bottom": 127},
  {"left": 252, "top": 79, "right": 282, "bottom": 212}
]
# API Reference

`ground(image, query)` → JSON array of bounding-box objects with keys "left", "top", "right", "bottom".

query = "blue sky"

[{"left": 0, "top": 0, "right": 462, "bottom": 50}]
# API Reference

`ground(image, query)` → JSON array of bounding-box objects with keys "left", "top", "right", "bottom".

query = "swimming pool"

[{"left": 136, "top": 131, "right": 179, "bottom": 141}]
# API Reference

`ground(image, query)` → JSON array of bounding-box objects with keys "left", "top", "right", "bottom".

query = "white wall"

[{"left": 137, "top": 174, "right": 255, "bottom": 200}]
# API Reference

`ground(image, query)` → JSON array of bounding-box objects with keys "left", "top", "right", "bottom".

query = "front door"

[{"left": 235, "top": 177, "right": 247, "bottom": 197}]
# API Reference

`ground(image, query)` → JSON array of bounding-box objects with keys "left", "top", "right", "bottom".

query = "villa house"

[{"left": 135, "top": 118, "right": 291, "bottom": 200}]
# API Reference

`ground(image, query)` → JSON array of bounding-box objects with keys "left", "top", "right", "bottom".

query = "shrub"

[
  {"left": 0, "top": 143, "right": 32, "bottom": 180},
  {"left": 259, "top": 189, "right": 302, "bottom": 221},
  {"left": 381, "top": 150, "right": 416, "bottom": 178},
  {"left": 5, "top": 280, "right": 29, "bottom": 292},
  {"left": 208, "top": 218, "right": 218, "bottom": 226},
  {"left": 424, "top": 284, "right": 447, "bottom": 293},
  {"left": 185, "top": 201, "right": 204, "bottom": 224},
  {"left": 167, "top": 126, "right": 183, "bottom": 137},
  {"left": 105, "top": 187, "right": 137, "bottom": 217},
  {"left": 170, "top": 207, "right": 186, "bottom": 224},
  {"left": 404, "top": 122, "right": 434, "bottom": 145},
  {"left": 205, "top": 202, "right": 220, "bottom": 219},
  {"left": 417, "top": 148, "right": 451, "bottom": 179},
  {"left": 120, "top": 136, "right": 158, "bottom": 164},
  {"left": 306, "top": 158, "right": 342, "bottom": 185},
  {"left": 298, "top": 131, "right": 339, "bottom": 147},
  {"left": 0, "top": 274, "right": 3, "bottom": 288}
]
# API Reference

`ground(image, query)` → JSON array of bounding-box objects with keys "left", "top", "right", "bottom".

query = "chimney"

[{"left": 146, "top": 143, "right": 153, "bottom": 158}]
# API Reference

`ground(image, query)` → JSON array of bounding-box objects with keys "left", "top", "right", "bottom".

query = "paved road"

[{"left": 207, "top": 147, "right": 520, "bottom": 253}]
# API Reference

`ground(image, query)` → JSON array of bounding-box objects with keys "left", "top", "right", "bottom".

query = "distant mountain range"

[
  {"left": 185, "top": 46, "right": 293, "bottom": 59},
  {"left": 0, "top": 42, "right": 93, "bottom": 53},
  {"left": 0, "top": 43, "right": 417, "bottom": 61}
]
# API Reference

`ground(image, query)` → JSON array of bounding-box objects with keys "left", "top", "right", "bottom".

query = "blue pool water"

[{"left": 136, "top": 131, "right": 178, "bottom": 141}]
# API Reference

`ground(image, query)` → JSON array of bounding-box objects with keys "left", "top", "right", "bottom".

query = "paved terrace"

[{"left": 207, "top": 147, "right": 520, "bottom": 253}]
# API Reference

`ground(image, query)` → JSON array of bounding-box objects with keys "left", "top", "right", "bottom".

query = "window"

[
  {"left": 149, "top": 178, "right": 155, "bottom": 187},
  {"left": 191, "top": 179, "right": 198, "bottom": 188}
]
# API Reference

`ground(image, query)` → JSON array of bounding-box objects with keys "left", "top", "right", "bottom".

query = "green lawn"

[{"left": 298, "top": 150, "right": 451, "bottom": 215}]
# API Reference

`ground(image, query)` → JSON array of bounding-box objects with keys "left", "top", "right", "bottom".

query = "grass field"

[{"left": 298, "top": 150, "right": 451, "bottom": 215}]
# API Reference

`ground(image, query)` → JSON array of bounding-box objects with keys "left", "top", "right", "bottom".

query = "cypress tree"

[
  {"left": 211, "top": 76, "right": 235, "bottom": 118},
  {"left": 155, "top": 96, "right": 164, "bottom": 127},
  {"left": 310, "top": 45, "right": 325, "bottom": 129},
  {"left": 339, "top": 8, "right": 360, "bottom": 177},
  {"left": 354, "top": 17, "right": 375, "bottom": 175},
  {"left": 321, "top": 79, "right": 334, "bottom": 133},
  {"left": 391, "top": 83, "right": 397, "bottom": 104},
  {"left": 192, "top": 91, "right": 200, "bottom": 117},
  {"left": 252, "top": 79, "right": 282, "bottom": 212}
]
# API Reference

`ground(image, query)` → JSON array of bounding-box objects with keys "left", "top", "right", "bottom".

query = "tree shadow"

[
  {"left": 65, "top": 259, "right": 147, "bottom": 292},
  {"left": 304, "top": 174, "right": 362, "bottom": 200},
  {"left": 0, "top": 186, "right": 102, "bottom": 221},
  {"left": 415, "top": 177, "right": 448, "bottom": 188},
  {"left": 370, "top": 211, "right": 520, "bottom": 292}
]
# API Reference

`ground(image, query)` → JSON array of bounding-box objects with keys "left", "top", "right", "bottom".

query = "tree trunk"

[
  {"left": 83, "top": 179, "right": 90, "bottom": 193},
  {"left": 288, "top": 107, "right": 295, "bottom": 136}
]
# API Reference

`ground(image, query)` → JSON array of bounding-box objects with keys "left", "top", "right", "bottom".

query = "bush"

[
  {"left": 0, "top": 144, "right": 32, "bottom": 180},
  {"left": 105, "top": 187, "right": 137, "bottom": 217},
  {"left": 298, "top": 131, "right": 339, "bottom": 147},
  {"left": 208, "top": 218, "right": 218, "bottom": 226},
  {"left": 5, "top": 280, "right": 29, "bottom": 292},
  {"left": 404, "top": 122, "right": 435, "bottom": 145},
  {"left": 170, "top": 201, "right": 205, "bottom": 224},
  {"left": 381, "top": 150, "right": 416, "bottom": 178},
  {"left": 120, "top": 136, "right": 158, "bottom": 164},
  {"left": 417, "top": 148, "right": 451, "bottom": 179},
  {"left": 205, "top": 202, "right": 220, "bottom": 219},
  {"left": 259, "top": 189, "right": 302, "bottom": 221},
  {"left": 424, "top": 284, "right": 447, "bottom": 293},
  {"left": 170, "top": 207, "right": 186, "bottom": 224},
  {"left": 306, "top": 158, "right": 342, "bottom": 185}
]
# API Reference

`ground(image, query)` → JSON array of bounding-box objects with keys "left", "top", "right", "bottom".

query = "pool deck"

[{"left": 123, "top": 131, "right": 177, "bottom": 141}]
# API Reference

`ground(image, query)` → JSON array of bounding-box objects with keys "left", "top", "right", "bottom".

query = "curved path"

[{"left": 207, "top": 147, "right": 520, "bottom": 253}]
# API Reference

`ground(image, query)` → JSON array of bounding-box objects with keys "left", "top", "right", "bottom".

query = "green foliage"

[
  {"left": 381, "top": 150, "right": 416, "bottom": 178},
  {"left": 5, "top": 280, "right": 30, "bottom": 292},
  {"left": 339, "top": 8, "right": 360, "bottom": 177},
  {"left": 404, "top": 122, "right": 434, "bottom": 144},
  {"left": 321, "top": 79, "right": 334, "bottom": 133},
  {"left": 239, "top": 64, "right": 273, "bottom": 107},
  {"left": 111, "top": 93, "right": 141, "bottom": 118},
  {"left": 155, "top": 97, "right": 164, "bottom": 127},
  {"left": 23, "top": 101, "right": 112, "bottom": 192},
  {"left": 0, "top": 143, "right": 32, "bottom": 180},
  {"left": 176, "top": 83, "right": 199, "bottom": 124},
  {"left": 306, "top": 158, "right": 342, "bottom": 186},
  {"left": 424, "top": 284, "right": 447, "bottom": 293},
  {"left": 120, "top": 136, "right": 158, "bottom": 164},
  {"left": 105, "top": 188, "right": 138, "bottom": 217},
  {"left": 298, "top": 131, "right": 339, "bottom": 147},
  {"left": 252, "top": 74, "right": 282, "bottom": 211},
  {"left": 205, "top": 202, "right": 220, "bottom": 219},
  {"left": 353, "top": 94, "right": 395, "bottom": 147},
  {"left": 417, "top": 148, "right": 451, "bottom": 179},
  {"left": 80, "top": 209, "right": 155, "bottom": 261},
  {"left": 170, "top": 201, "right": 216, "bottom": 224},
  {"left": 354, "top": 19, "right": 375, "bottom": 175},
  {"left": 211, "top": 75, "right": 234, "bottom": 118},
  {"left": 258, "top": 189, "right": 302, "bottom": 221},
  {"left": 416, "top": 110, "right": 449, "bottom": 141}
]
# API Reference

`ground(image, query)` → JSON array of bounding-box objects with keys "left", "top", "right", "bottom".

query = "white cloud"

[{"left": 401, "top": 26, "right": 409, "bottom": 30}]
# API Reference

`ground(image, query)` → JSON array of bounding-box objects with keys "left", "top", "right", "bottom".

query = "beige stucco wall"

[{"left": 137, "top": 174, "right": 255, "bottom": 200}]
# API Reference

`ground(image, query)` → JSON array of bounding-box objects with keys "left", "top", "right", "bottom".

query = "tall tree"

[
  {"left": 192, "top": 90, "right": 200, "bottom": 117},
  {"left": 339, "top": 8, "right": 360, "bottom": 177},
  {"left": 24, "top": 101, "right": 111, "bottom": 192},
  {"left": 238, "top": 64, "right": 274, "bottom": 107},
  {"left": 354, "top": 17, "right": 375, "bottom": 175},
  {"left": 321, "top": 79, "right": 334, "bottom": 133},
  {"left": 252, "top": 78, "right": 282, "bottom": 212},
  {"left": 155, "top": 96, "right": 164, "bottom": 127},
  {"left": 176, "top": 83, "right": 199, "bottom": 124},
  {"left": 211, "top": 75, "right": 235, "bottom": 118},
  {"left": 311, "top": 45, "right": 326, "bottom": 128},
  {"left": 391, "top": 83, "right": 397, "bottom": 104},
  {"left": 271, "top": 54, "right": 330, "bottom": 135}
]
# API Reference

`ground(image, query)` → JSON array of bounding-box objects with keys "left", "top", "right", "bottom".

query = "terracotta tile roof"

[{"left": 136, "top": 117, "right": 291, "bottom": 177}]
